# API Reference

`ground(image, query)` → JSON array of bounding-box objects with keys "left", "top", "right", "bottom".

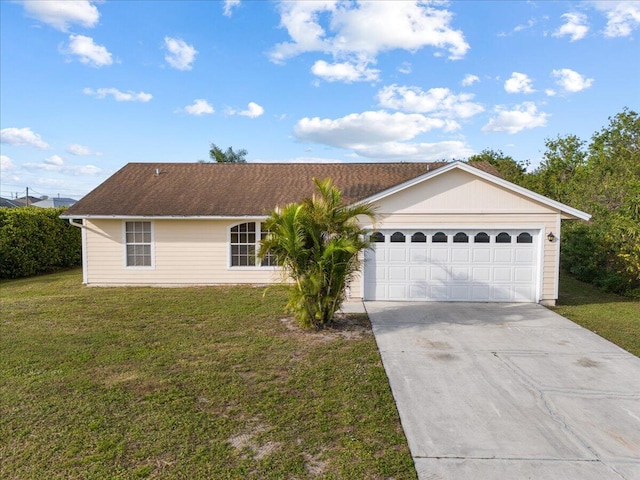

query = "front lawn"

[
  {"left": 554, "top": 271, "right": 640, "bottom": 357},
  {"left": 0, "top": 269, "right": 416, "bottom": 479}
]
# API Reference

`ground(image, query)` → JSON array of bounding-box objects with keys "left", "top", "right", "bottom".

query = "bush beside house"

[{"left": 0, "top": 207, "right": 81, "bottom": 279}]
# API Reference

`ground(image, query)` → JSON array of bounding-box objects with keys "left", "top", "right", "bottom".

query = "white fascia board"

[
  {"left": 355, "top": 161, "right": 592, "bottom": 221},
  {"left": 59, "top": 214, "right": 269, "bottom": 220}
]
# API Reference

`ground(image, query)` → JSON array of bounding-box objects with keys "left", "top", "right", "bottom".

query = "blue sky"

[{"left": 1, "top": 0, "right": 639, "bottom": 200}]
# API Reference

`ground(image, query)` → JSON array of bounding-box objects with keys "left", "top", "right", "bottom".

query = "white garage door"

[{"left": 364, "top": 229, "right": 539, "bottom": 302}]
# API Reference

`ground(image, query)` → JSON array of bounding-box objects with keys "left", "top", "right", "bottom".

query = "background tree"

[
  {"left": 259, "top": 178, "right": 376, "bottom": 329},
  {"left": 467, "top": 149, "right": 529, "bottom": 185},
  {"left": 534, "top": 109, "right": 640, "bottom": 296},
  {"left": 209, "top": 143, "right": 248, "bottom": 163},
  {"left": 528, "top": 134, "right": 587, "bottom": 205}
]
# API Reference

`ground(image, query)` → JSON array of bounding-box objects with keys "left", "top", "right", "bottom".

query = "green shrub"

[
  {"left": 562, "top": 218, "right": 640, "bottom": 296},
  {"left": 0, "top": 207, "right": 81, "bottom": 279}
]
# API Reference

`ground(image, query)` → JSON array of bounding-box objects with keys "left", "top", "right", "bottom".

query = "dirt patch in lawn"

[{"left": 279, "top": 313, "right": 372, "bottom": 342}]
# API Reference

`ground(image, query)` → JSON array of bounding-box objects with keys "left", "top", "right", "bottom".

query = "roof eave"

[{"left": 59, "top": 214, "right": 270, "bottom": 220}]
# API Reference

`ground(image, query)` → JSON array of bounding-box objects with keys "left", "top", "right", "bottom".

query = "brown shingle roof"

[{"left": 63, "top": 161, "right": 498, "bottom": 217}]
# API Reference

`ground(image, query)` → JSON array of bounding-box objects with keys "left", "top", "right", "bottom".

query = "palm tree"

[{"left": 259, "top": 178, "right": 376, "bottom": 329}]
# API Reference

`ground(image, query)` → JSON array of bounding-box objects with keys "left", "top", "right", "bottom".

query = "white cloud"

[
  {"left": 593, "top": 1, "right": 640, "bottom": 38},
  {"left": 398, "top": 62, "right": 412, "bottom": 74},
  {"left": 311, "top": 60, "right": 379, "bottom": 82},
  {"left": 545, "top": 89, "right": 557, "bottom": 97},
  {"left": 0, "top": 155, "right": 16, "bottom": 171},
  {"left": 504, "top": 72, "right": 535, "bottom": 94},
  {"left": 63, "top": 34, "right": 112, "bottom": 67},
  {"left": 164, "top": 37, "right": 197, "bottom": 71},
  {"left": 348, "top": 140, "right": 474, "bottom": 161},
  {"left": 223, "top": 0, "right": 241, "bottom": 17},
  {"left": 184, "top": 99, "right": 215, "bottom": 116},
  {"left": 269, "top": 1, "right": 469, "bottom": 82},
  {"left": 552, "top": 68, "right": 594, "bottom": 93},
  {"left": 227, "top": 102, "right": 265, "bottom": 118},
  {"left": 22, "top": 0, "right": 100, "bottom": 32},
  {"left": 378, "top": 84, "right": 484, "bottom": 119},
  {"left": 461, "top": 74, "right": 479, "bottom": 86},
  {"left": 482, "top": 102, "right": 549, "bottom": 134},
  {"left": 0, "top": 127, "right": 50, "bottom": 149},
  {"left": 514, "top": 18, "right": 536, "bottom": 33},
  {"left": 294, "top": 109, "right": 474, "bottom": 160},
  {"left": 83, "top": 87, "right": 152, "bottom": 102},
  {"left": 67, "top": 143, "right": 100, "bottom": 156},
  {"left": 553, "top": 12, "right": 589, "bottom": 41},
  {"left": 294, "top": 110, "right": 459, "bottom": 152},
  {"left": 23, "top": 161, "right": 104, "bottom": 176},
  {"left": 44, "top": 155, "right": 64, "bottom": 166}
]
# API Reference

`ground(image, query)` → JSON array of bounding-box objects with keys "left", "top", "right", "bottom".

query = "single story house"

[{"left": 61, "top": 161, "right": 590, "bottom": 305}]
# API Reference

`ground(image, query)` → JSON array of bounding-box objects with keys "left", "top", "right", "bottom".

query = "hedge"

[
  {"left": 0, "top": 207, "right": 81, "bottom": 279},
  {"left": 561, "top": 217, "right": 640, "bottom": 298}
]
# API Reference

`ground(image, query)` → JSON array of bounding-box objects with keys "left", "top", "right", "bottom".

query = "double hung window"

[{"left": 125, "top": 221, "right": 152, "bottom": 267}]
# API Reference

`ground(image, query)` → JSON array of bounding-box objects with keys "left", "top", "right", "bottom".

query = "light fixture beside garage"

[{"left": 547, "top": 232, "right": 556, "bottom": 242}]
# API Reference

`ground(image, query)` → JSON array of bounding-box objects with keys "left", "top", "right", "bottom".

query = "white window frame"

[
  {"left": 123, "top": 221, "right": 155, "bottom": 269},
  {"left": 228, "top": 221, "right": 279, "bottom": 270}
]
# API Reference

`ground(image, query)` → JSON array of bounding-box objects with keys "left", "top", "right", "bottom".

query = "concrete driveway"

[{"left": 365, "top": 302, "right": 640, "bottom": 480}]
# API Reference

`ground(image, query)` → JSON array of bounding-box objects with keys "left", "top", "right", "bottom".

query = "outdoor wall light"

[{"left": 547, "top": 232, "right": 556, "bottom": 242}]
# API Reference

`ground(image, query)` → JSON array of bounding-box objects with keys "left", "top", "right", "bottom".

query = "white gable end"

[{"left": 373, "top": 168, "right": 558, "bottom": 215}]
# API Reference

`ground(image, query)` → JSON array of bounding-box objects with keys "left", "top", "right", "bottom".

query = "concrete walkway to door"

[{"left": 365, "top": 302, "right": 640, "bottom": 480}]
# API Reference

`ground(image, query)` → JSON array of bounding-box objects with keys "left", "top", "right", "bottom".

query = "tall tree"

[
  {"left": 209, "top": 143, "right": 248, "bottom": 163},
  {"left": 558, "top": 109, "right": 640, "bottom": 295},
  {"left": 259, "top": 178, "right": 377, "bottom": 329},
  {"left": 467, "top": 149, "right": 529, "bottom": 185},
  {"left": 530, "top": 134, "right": 587, "bottom": 205}
]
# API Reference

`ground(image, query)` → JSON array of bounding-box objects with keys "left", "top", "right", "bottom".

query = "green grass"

[
  {"left": 0, "top": 269, "right": 415, "bottom": 479},
  {"left": 554, "top": 271, "right": 640, "bottom": 357}
]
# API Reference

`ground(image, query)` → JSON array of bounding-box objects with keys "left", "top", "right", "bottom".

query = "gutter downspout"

[{"left": 68, "top": 219, "right": 88, "bottom": 284}]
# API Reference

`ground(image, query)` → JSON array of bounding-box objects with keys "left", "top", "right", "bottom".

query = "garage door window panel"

[
  {"left": 432, "top": 232, "right": 448, "bottom": 243},
  {"left": 496, "top": 232, "right": 512, "bottom": 243},
  {"left": 517, "top": 232, "right": 533, "bottom": 243},
  {"left": 453, "top": 232, "right": 469, "bottom": 243},
  {"left": 411, "top": 232, "right": 427, "bottom": 243},
  {"left": 390, "top": 232, "right": 406, "bottom": 243},
  {"left": 370, "top": 232, "right": 385, "bottom": 243},
  {"left": 474, "top": 232, "right": 490, "bottom": 243}
]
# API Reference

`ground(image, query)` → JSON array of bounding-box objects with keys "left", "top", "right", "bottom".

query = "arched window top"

[
  {"left": 517, "top": 232, "right": 533, "bottom": 244},
  {"left": 411, "top": 232, "right": 427, "bottom": 243},
  {"left": 230, "top": 222, "right": 256, "bottom": 244},
  {"left": 370, "top": 232, "right": 385, "bottom": 243},
  {"left": 474, "top": 232, "right": 490, "bottom": 243},
  {"left": 496, "top": 232, "right": 512, "bottom": 243},
  {"left": 432, "top": 232, "right": 448, "bottom": 243},
  {"left": 453, "top": 232, "right": 469, "bottom": 243},
  {"left": 390, "top": 231, "right": 406, "bottom": 243}
]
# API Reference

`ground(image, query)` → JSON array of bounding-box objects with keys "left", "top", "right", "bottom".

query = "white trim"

[
  {"left": 122, "top": 220, "right": 155, "bottom": 270},
  {"left": 355, "top": 161, "right": 591, "bottom": 221},
  {"left": 553, "top": 216, "right": 562, "bottom": 300},
  {"left": 61, "top": 214, "right": 270, "bottom": 220},
  {"left": 81, "top": 219, "right": 88, "bottom": 284}
]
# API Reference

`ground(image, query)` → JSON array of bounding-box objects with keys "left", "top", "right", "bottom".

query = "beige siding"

[
  {"left": 84, "top": 219, "right": 282, "bottom": 286},
  {"left": 378, "top": 169, "right": 557, "bottom": 215}
]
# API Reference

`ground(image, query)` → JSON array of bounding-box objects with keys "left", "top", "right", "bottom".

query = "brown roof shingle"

[{"left": 63, "top": 161, "right": 498, "bottom": 217}]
